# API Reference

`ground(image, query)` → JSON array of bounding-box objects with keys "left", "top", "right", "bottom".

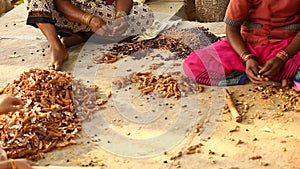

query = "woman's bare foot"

[
  {"left": 48, "top": 45, "right": 69, "bottom": 71},
  {"left": 61, "top": 34, "right": 87, "bottom": 48},
  {"left": 35, "top": 23, "right": 70, "bottom": 70}
]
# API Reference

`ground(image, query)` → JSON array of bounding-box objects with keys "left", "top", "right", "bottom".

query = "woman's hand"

[
  {"left": 0, "top": 95, "right": 22, "bottom": 114},
  {"left": 259, "top": 57, "right": 285, "bottom": 79},
  {"left": 245, "top": 59, "right": 264, "bottom": 84},
  {"left": 14, "top": 159, "right": 37, "bottom": 169},
  {"left": 89, "top": 16, "right": 112, "bottom": 36},
  {"left": 0, "top": 159, "right": 36, "bottom": 169},
  {"left": 112, "top": 17, "right": 128, "bottom": 35}
]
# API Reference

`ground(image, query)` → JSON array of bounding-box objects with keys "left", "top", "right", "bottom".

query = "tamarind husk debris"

[
  {"left": 33, "top": 166, "right": 101, "bottom": 169},
  {"left": 93, "top": 27, "right": 220, "bottom": 64},
  {"left": 113, "top": 72, "right": 204, "bottom": 98},
  {"left": 0, "top": 68, "right": 107, "bottom": 160}
]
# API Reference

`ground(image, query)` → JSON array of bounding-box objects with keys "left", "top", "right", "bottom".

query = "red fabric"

[
  {"left": 225, "top": 0, "right": 300, "bottom": 46},
  {"left": 106, "top": 0, "right": 114, "bottom": 5},
  {"left": 183, "top": 37, "right": 300, "bottom": 86}
]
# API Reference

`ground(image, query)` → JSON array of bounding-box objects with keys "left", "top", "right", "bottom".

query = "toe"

[
  {"left": 48, "top": 64, "right": 55, "bottom": 70},
  {"left": 63, "top": 53, "right": 69, "bottom": 61},
  {"left": 54, "top": 63, "right": 62, "bottom": 71}
]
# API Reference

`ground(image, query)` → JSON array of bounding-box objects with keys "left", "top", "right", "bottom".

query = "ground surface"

[{"left": 0, "top": 2, "right": 299, "bottom": 169}]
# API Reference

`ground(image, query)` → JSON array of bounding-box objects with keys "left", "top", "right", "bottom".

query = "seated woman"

[
  {"left": 0, "top": 95, "right": 36, "bottom": 169},
  {"left": 183, "top": 0, "right": 300, "bottom": 90},
  {"left": 26, "top": 0, "right": 154, "bottom": 70}
]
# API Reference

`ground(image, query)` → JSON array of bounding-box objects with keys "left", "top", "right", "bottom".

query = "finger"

[
  {"left": 249, "top": 72, "right": 263, "bottom": 83},
  {"left": 102, "top": 25, "right": 112, "bottom": 32},
  {"left": 112, "top": 23, "right": 128, "bottom": 35},
  {"left": 249, "top": 77, "right": 263, "bottom": 84},
  {"left": 260, "top": 66, "right": 279, "bottom": 78},
  {"left": 251, "top": 78, "right": 263, "bottom": 84},
  {"left": 282, "top": 79, "right": 288, "bottom": 87},
  {"left": 102, "top": 25, "right": 113, "bottom": 33},
  {"left": 48, "top": 64, "right": 55, "bottom": 70},
  {"left": 54, "top": 63, "right": 62, "bottom": 71},
  {"left": 263, "top": 77, "right": 270, "bottom": 81},
  {"left": 112, "top": 27, "right": 123, "bottom": 35},
  {"left": 258, "top": 65, "right": 263, "bottom": 70},
  {"left": 6, "top": 106, "right": 21, "bottom": 112},
  {"left": 112, "top": 26, "right": 119, "bottom": 35},
  {"left": 282, "top": 79, "right": 293, "bottom": 89},
  {"left": 247, "top": 71, "right": 263, "bottom": 84},
  {"left": 248, "top": 66, "right": 261, "bottom": 80},
  {"left": 250, "top": 65, "right": 260, "bottom": 76},
  {"left": 281, "top": 79, "right": 287, "bottom": 87},
  {"left": 95, "top": 28, "right": 106, "bottom": 36},
  {"left": 113, "top": 19, "right": 122, "bottom": 27},
  {"left": 9, "top": 97, "right": 22, "bottom": 105},
  {"left": 93, "top": 24, "right": 112, "bottom": 35},
  {"left": 258, "top": 64, "right": 272, "bottom": 75}
]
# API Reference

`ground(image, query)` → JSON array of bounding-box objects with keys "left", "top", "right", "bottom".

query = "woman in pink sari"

[{"left": 183, "top": 0, "right": 300, "bottom": 90}]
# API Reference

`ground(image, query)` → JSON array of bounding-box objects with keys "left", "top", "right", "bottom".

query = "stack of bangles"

[
  {"left": 9, "top": 159, "right": 16, "bottom": 169},
  {"left": 275, "top": 50, "right": 290, "bottom": 62},
  {"left": 82, "top": 13, "right": 94, "bottom": 25},
  {"left": 240, "top": 51, "right": 256, "bottom": 63}
]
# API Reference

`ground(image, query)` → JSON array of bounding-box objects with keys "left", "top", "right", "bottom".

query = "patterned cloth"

[{"left": 26, "top": 0, "right": 154, "bottom": 37}]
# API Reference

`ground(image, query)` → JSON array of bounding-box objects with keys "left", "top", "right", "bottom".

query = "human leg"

[
  {"left": 183, "top": 39, "right": 246, "bottom": 86},
  {"left": 26, "top": 0, "right": 69, "bottom": 70},
  {"left": 36, "top": 22, "right": 68, "bottom": 70}
]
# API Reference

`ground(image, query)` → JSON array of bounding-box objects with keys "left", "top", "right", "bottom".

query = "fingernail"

[{"left": 49, "top": 65, "right": 55, "bottom": 70}]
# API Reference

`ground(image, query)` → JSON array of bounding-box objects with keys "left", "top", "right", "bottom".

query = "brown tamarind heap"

[
  {"left": 94, "top": 27, "right": 220, "bottom": 63},
  {"left": 0, "top": 68, "right": 107, "bottom": 160},
  {"left": 112, "top": 71, "right": 203, "bottom": 98}
]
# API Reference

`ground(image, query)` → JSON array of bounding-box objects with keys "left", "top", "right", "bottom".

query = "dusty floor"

[{"left": 0, "top": 3, "right": 300, "bottom": 169}]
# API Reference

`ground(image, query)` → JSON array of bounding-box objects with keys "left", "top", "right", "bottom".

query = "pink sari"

[{"left": 183, "top": 37, "right": 300, "bottom": 86}]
